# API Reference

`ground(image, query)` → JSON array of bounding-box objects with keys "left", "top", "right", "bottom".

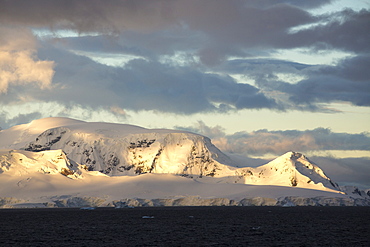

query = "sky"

[{"left": 0, "top": 0, "right": 369, "bottom": 187}]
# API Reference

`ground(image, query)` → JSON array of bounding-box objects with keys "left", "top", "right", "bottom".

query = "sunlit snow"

[{"left": 0, "top": 117, "right": 369, "bottom": 208}]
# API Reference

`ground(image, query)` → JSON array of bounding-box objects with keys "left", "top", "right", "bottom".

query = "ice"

[
  {"left": 80, "top": 207, "right": 96, "bottom": 210},
  {"left": 0, "top": 117, "right": 369, "bottom": 208}
]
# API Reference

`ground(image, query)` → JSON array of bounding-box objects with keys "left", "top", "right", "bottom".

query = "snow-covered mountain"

[
  {"left": 1, "top": 117, "right": 336, "bottom": 190},
  {"left": 23, "top": 123, "right": 235, "bottom": 178},
  {"left": 0, "top": 117, "right": 368, "bottom": 207}
]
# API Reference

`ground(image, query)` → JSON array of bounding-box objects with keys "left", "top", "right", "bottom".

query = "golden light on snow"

[{"left": 1, "top": 117, "right": 368, "bottom": 208}]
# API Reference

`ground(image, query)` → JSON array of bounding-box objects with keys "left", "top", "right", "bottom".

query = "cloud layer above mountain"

[
  {"left": 176, "top": 121, "right": 370, "bottom": 156},
  {"left": 0, "top": 0, "right": 369, "bottom": 121}
]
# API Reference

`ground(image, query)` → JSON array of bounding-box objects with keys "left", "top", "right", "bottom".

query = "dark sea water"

[{"left": 0, "top": 206, "right": 369, "bottom": 246}]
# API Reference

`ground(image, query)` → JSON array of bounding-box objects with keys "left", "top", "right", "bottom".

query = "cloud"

[
  {"left": 292, "top": 9, "right": 370, "bottom": 53},
  {"left": 2, "top": 0, "right": 359, "bottom": 64},
  {"left": 0, "top": 0, "right": 178, "bottom": 33},
  {"left": 178, "top": 122, "right": 370, "bottom": 156},
  {"left": 284, "top": 55, "right": 370, "bottom": 107},
  {"left": 0, "top": 0, "right": 369, "bottom": 123},
  {"left": 0, "top": 100, "right": 130, "bottom": 130},
  {"left": 221, "top": 154, "right": 370, "bottom": 189},
  {"left": 176, "top": 121, "right": 226, "bottom": 139},
  {"left": 0, "top": 27, "right": 54, "bottom": 93},
  {"left": 243, "top": 0, "right": 334, "bottom": 9},
  {"left": 0, "top": 0, "right": 367, "bottom": 190},
  {"left": 2, "top": 0, "right": 366, "bottom": 68},
  {"left": 0, "top": 44, "right": 274, "bottom": 114},
  {"left": 310, "top": 156, "right": 370, "bottom": 189},
  {"left": 322, "top": 55, "right": 370, "bottom": 82},
  {"left": 217, "top": 54, "right": 370, "bottom": 110},
  {"left": 177, "top": 121, "right": 370, "bottom": 188},
  {"left": 287, "top": 77, "right": 370, "bottom": 108},
  {"left": 110, "top": 106, "right": 127, "bottom": 116},
  {"left": 0, "top": 112, "right": 42, "bottom": 129},
  {"left": 57, "top": 28, "right": 206, "bottom": 61},
  {"left": 218, "top": 59, "right": 311, "bottom": 75}
]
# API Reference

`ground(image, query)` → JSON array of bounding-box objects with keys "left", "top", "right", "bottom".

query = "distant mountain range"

[{"left": 0, "top": 117, "right": 369, "bottom": 208}]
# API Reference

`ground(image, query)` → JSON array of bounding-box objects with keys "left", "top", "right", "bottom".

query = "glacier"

[{"left": 0, "top": 117, "right": 369, "bottom": 208}]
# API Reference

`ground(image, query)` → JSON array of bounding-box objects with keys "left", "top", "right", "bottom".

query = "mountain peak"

[
  {"left": 280, "top": 151, "right": 304, "bottom": 160},
  {"left": 0, "top": 117, "right": 341, "bottom": 193},
  {"left": 1, "top": 117, "right": 369, "bottom": 208},
  {"left": 255, "top": 151, "right": 340, "bottom": 191}
]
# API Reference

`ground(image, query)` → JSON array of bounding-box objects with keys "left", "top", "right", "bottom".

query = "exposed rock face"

[
  {"left": 0, "top": 118, "right": 353, "bottom": 193},
  {"left": 24, "top": 125, "right": 234, "bottom": 177},
  {"left": 233, "top": 152, "right": 340, "bottom": 191},
  {"left": 1, "top": 118, "right": 369, "bottom": 208},
  {"left": 15, "top": 121, "right": 341, "bottom": 192}
]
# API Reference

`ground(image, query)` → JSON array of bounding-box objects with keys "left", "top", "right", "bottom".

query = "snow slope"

[
  {"left": 1, "top": 149, "right": 365, "bottom": 208},
  {"left": 0, "top": 117, "right": 84, "bottom": 149},
  {"left": 22, "top": 123, "right": 235, "bottom": 178},
  {"left": 235, "top": 152, "right": 340, "bottom": 191},
  {"left": 0, "top": 117, "right": 368, "bottom": 207},
  {"left": 1, "top": 118, "right": 337, "bottom": 190}
]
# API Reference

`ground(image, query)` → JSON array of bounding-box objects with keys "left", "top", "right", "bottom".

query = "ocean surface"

[{"left": 0, "top": 206, "right": 369, "bottom": 246}]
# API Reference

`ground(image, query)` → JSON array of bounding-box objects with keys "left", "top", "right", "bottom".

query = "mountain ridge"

[
  {"left": 0, "top": 117, "right": 368, "bottom": 207},
  {"left": 1, "top": 118, "right": 337, "bottom": 192}
]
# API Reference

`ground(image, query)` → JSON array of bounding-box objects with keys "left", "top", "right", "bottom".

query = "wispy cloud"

[
  {"left": 177, "top": 121, "right": 370, "bottom": 156},
  {"left": 310, "top": 156, "right": 370, "bottom": 189}
]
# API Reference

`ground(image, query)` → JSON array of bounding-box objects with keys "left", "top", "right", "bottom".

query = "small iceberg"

[
  {"left": 282, "top": 201, "right": 296, "bottom": 207},
  {"left": 80, "top": 207, "right": 96, "bottom": 210},
  {"left": 115, "top": 205, "right": 135, "bottom": 209}
]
